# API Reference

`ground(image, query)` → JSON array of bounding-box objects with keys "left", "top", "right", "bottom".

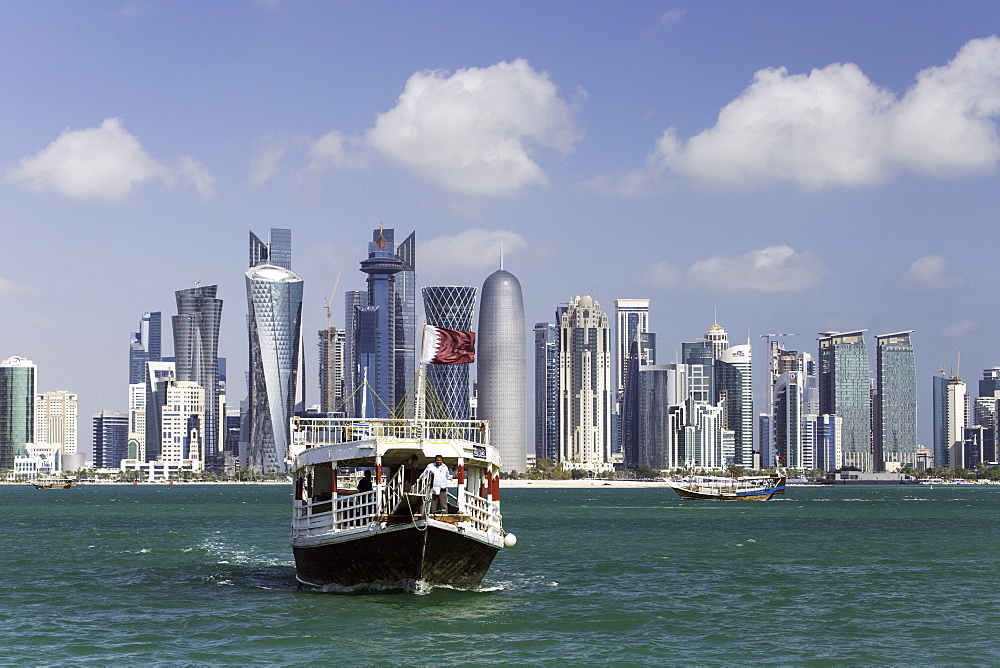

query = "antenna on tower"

[
  {"left": 956, "top": 348, "right": 962, "bottom": 380},
  {"left": 499, "top": 237, "right": 504, "bottom": 270}
]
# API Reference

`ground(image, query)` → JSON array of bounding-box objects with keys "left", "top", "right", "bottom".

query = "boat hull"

[
  {"left": 671, "top": 486, "right": 781, "bottom": 501},
  {"left": 293, "top": 522, "right": 500, "bottom": 590}
]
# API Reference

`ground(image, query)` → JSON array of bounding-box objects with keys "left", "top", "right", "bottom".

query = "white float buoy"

[{"left": 503, "top": 533, "right": 517, "bottom": 547}]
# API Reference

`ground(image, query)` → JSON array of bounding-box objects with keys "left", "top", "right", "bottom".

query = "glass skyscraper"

[
  {"left": 246, "top": 263, "right": 303, "bottom": 472},
  {"left": 173, "top": 285, "right": 223, "bottom": 471},
  {"left": 343, "top": 289, "right": 366, "bottom": 411},
  {"left": 717, "top": 344, "right": 753, "bottom": 466},
  {"left": 93, "top": 409, "right": 129, "bottom": 468},
  {"left": 478, "top": 268, "right": 526, "bottom": 473},
  {"left": 129, "top": 311, "right": 161, "bottom": 384},
  {"left": 0, "top": 356, "right": 36, "bottom": 469},
  {"left": 357, "top": 226, "right": 404, "bottom": 419},
  {"left": 873, "top": 331, "right": 917, "bottom": 470},
  {"left": 422, "top": 286, "right": 476, "bottom": 420},
  {"left": 533, "top": 322, "right": 559, "bottom": 464},
  {"left": 394, "top": 232, "right": 416, "bottom": 414},
  {"left": 818, "top": 330, "right": 871, "bottom": 471},
  {"left": 614, "top": 299, "right": 650, "bottom": 396}
]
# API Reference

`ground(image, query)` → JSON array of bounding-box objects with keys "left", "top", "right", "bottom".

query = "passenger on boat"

[
  {"left": 423, "top": 454, "right": 452, "bottom": 514},
  {"left": 357, "top": 470, "right": 373, "bottom": 493}
]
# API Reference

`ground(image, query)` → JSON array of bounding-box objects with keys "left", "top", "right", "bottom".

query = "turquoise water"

[{"left": 2, "top": 483, "right": 999, "bottom": 665}]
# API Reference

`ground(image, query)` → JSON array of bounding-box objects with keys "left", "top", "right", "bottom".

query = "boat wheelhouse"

[{"left": 288, "top": 415, "right": 510, "bottom": 590}]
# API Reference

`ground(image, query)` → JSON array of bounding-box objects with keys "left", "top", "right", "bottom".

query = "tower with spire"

[{"left": 477, "top": 247, "right": 526, "bottom": 473}]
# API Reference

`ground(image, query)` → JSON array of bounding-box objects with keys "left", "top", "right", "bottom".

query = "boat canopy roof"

[{"left": 289, "top": 417, "right": 500, "bottom": 471}]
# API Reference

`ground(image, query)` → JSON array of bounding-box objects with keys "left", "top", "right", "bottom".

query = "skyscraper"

[
  {"left": 614, "top": 299, "right": 650, "bottom": 396},
  {"left": 478, "top": 267, "right": 526, "bottom": 473},
  {"left": 818, "top": 330, "right": 872, "bottom": 471},
  {"left": 394, "top": 232, "right": 416, "bottom": 413},
  {"left": 173, "top": 284, "right": 223, "bottom": 470},
  {"left": 533, "top": 322, "right": 559, "bottom": 464},
  {"left": 0, "top": 357, "right": 36, "bottom": 469},
  {"left": 34, "top": 390, "right": 78, "bottom": 455},
  {"left": 945, "top": 375, "right": 967, "bottom": 468},
  {"left": 93, "top": 409, "right": 128, "bottom": 468},
  {"left": 557, "top": 294, "right": 612, "bottom": 472},
  {"left": 357, "top": 226, "right": 404, "bottom": 418},
  {"left": 705, "top": 322, "right": 730, "bottom": 360},
  {"left": 773, "top": 371, "right": 802, "bottom": 469},
  {"left": 129, "top": 311, "right": 161, "bottom": 384},
  {"left": 716, "top": 344, "right": 752, "bottom": 465},
  {"left": 318, "top": 327, "right": 345, "bottom": 414},
  {"left": 250, "top": 228, "right": 292, "bottom": 270},
  {"left": 143, "top": 360, "right": 175, "bottom": 462},
  {"left": 422, "top": 286, "right": 477, "bottom": 420},
  {"left": 246, "top": 263, "right": 304, "bottom": 472},
  {"left": 873, "top": 331, "right": 917, "bottom": 471},
  {"left": 932, "top": 373, "right": 949, "bottom": 468},
  {"left": 343, "top": 289, "right": 366, "bottom": 411}
]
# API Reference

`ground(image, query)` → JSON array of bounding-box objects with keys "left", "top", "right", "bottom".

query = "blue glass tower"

[
  {"left": 874, "top": 331, "right": 917, "bottom": 470},
  {"left": 819, "top": 330, "right": 871, "bottom": 471},
  {"left": 93, "top": 409, "right": 129, "bottom": 468},
  {"left": 422, "top": 286, "right": 476, "bottom": 420},
  {"left": 173, "top": 285, "right": 223, "bottom": 471},
  {"left": 0, "top": 356, "right": 36, "bottom": 469},
  {"left": 129, "top": 311, "right": 161, "bottom": 384},
  {"left": 356, "top": 226, "right": 404, "bottom": 419},
  {"left": 534, "top": 322, "right": 559, "bottom": 464}
]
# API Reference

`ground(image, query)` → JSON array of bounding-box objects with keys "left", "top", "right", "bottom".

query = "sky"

[{"left": 2, "top": 1, "right": 999, "bottom": 457}]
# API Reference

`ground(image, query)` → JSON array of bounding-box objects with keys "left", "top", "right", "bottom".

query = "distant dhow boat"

[
  {"left": 30, "top": 478, "right": 77, "bottom": 489},
  {"left": 669, "top": 475, "right": 786, "bottom": 501}
]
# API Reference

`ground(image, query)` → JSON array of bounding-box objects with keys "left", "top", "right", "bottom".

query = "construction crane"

[{"left": 322, "top": 268, "right": 343, "bottom": 331}]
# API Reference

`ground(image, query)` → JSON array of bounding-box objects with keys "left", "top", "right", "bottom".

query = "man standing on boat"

[{"left": 423, "top": 455, "right": 452, "bottom": 514}]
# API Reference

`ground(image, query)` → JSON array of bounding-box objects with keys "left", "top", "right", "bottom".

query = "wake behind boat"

[
  {"left": 669, "top": 475, "right": 786, "bottom": 500},
  {"left": 287, "top": 414, "right": 512, "bottom": 591}
]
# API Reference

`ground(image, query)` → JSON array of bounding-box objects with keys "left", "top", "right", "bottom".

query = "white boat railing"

[
  {"left": 290, "top": 417, "right": 489, "bottom": 449},
  {"left": 462, "top": 489, "right": 501, "bottom": 535},
  {"left": 292, "top": 467, "right": 502, "bottom": 540}
]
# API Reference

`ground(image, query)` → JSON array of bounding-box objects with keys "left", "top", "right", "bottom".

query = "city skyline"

[{"left": 1, "top": 4, "right": 999, "bottom": 455}]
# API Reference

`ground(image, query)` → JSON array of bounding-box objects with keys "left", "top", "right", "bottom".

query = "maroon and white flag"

[{"left": 421, "top": 325, "right": 476, "bottom": 365}]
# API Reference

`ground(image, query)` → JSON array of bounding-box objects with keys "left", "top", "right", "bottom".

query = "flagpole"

[{"left": 415, "top": 321, "right": 427, "bottom": 429}]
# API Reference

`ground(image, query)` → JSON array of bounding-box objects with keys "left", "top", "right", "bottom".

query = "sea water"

[{"left": 2, "top": 483, "right": 999, "bottom": 665}]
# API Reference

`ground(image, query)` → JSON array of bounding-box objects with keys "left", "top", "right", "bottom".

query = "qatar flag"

[{"left": 421, "top": 325, "right": 476, "bottom": 365}]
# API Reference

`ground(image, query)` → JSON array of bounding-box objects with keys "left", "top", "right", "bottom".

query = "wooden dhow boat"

[
  {"left": 669, "top": 475, "right": 786, "bottom": 501},
  {"left": 30, "top": 478, "right": 77, "bottom": 489}
]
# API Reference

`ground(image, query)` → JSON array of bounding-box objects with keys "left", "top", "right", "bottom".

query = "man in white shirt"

[{"left": 423, "top": 454, "right": 452, "bottom": 514}]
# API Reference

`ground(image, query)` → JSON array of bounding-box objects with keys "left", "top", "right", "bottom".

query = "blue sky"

[{"left": 2, "top": 1, "right": 999, "bottom": 455}]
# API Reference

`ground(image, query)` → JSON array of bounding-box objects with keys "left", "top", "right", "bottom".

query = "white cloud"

[
  {"left": 636, "top": 245, "right": 827, "bottom": 292},
  {"left": 610, "top": 36, "right": 1000, "bottom": 193},
  {"left": 7, "top": 118, "right": 213, "bottom": 203},
  {"left": 0, "top": 276, "right": 35, "bottom": 296},
  {"left": 174, "top": 155, "right": 215, "bottom": 199},
  {"left": 308, "top": 130, "right": 368, "bottom": 172},
  {"left": 942, "top": 319, "right": 978, "bottom": 338},
  {"left": 656, "top": 9, "right": 686, "bottom": 29},
  {"left": 897, "top": 254, "right": 965, "bottom": 290},
  {"left": 255, "top": 59, "right": 580, "bottom": 196},
  {"left": 368, "top": 59, "right": 579, "bottom": 195},
  {"left": 634, "top": 261, "right": 682, "bottom": 287},
  {"left": 422, "top": 229, "right": 527, "bottom": 271}
]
